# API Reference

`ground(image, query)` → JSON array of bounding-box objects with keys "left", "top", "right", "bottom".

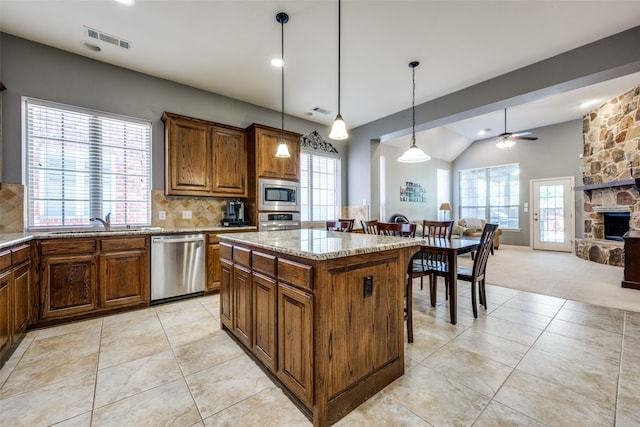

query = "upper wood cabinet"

[
  {"left": 247, "top": 124, "right": 300, "bottom": 181},
  {"left": 163, "top": 112, "right": 247, "bottom": 197}
]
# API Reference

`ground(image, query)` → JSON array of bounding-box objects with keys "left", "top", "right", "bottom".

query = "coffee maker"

[{"left": 223, "top": 200, "right": 247, "bottom": 226}]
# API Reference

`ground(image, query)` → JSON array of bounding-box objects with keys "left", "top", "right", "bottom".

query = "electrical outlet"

[
  {"left": 158, "top": 211, "right": 166, "bottom": 220},
  {"left": 182, "top": 210, "right": 192, "bottom": 219}
]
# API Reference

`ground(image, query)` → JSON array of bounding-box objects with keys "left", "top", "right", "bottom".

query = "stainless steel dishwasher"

[{"left": 151, "top": 234, "right": 206, "bottom": 304}]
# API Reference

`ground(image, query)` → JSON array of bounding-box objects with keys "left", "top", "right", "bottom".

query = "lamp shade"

[
  {"left": 329, "top": 114, "right": 348, "bottom": 140},
  {"left": 275, "top": 140, "right": 290, "bottom": 158},
  {"left": 397, "top": 61, "right": 429, "bottom": 163},
  {"left": 398, "top": 144, "right": 431, "bottom": 163},
  {"left": 439, "top": 202, "right": 452, "bottom": 211}
]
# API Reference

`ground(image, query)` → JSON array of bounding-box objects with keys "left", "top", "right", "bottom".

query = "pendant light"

[
  {"left": 398, "top": 61, "right": 431, "bottom": 163},
  {"left": 329, "top": 0, "right": 348, "bottom": 140},
  {"left": 275, "top": 12, "right": 291, "bottom": 158}
]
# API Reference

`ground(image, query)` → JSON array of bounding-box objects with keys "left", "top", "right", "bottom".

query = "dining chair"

[
  {"left": 410, "top": 220, "right": 454, "bottom": 290},
  {"left": 377, "top": 222, "right": 416, "bottom": 237},
  {"left": 360, "top": 219, "right": 379, "bottom": 235},
  {"left": 326, "top": 219, "right": 354, "bottom": 232},
  {"left": 338, "top": 218, "right": 355, "bottom": 232},
  {"left": 428, "top": 223, "right": 498, "bottom": 318}
]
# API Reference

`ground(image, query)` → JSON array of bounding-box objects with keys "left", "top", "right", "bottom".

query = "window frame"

[
  {"left": 23, "top": 97, "right": 152, "bottom": 231},
  {"left": 299, "top": 148, "right": 342, "bottom": 222},
  {"left": 458, "top": 163, "right": 520, "bottom": 230}
]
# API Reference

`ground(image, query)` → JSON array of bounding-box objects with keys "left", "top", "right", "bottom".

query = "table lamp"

[{"left": 439, "top": 202, "right": 452, "bottom": 221}]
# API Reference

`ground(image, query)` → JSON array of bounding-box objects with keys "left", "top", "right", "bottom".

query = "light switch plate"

[
  {"left": 159, "top": 211, "right": 166, "bottom": 220},
  {"left": 182, "top": 210, "right": 192, "bottom": 219}
]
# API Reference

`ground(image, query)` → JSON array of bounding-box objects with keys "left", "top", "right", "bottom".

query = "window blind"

[
  {"left": 300, "top": 151, "right": 341, "bottom": 221},
  {"left": 25, "top": 98, "right": 152, "bottom": 229}
]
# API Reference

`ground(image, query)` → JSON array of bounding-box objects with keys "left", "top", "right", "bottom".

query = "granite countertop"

[
  {"left": 0, "top": 226, "right": 257, "bottom": 250},
  {"left": 219, "top": 229, "right": 424, "bottom": 260}
]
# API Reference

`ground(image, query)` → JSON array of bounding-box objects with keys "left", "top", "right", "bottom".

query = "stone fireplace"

[{"left": 575, "top": 85, "right": 640, "bottom": 266}]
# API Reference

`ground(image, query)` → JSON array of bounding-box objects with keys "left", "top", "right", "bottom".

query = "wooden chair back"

[
  {"left": 338, "top": 219, "right": 355, "bottom": 232},
  {"left": 377, "top": 222, "right": 417, "bottom": 238},
  {"left": 360, "top": 219, "right": 379, "bottom": 235},
  {"left": 471, "top": 223, "right": 499, "bottom": 281},
  {"left": 326, "top": 220, "right": 353, "bottom": 232},
  {"left": 421, "top": 220, "right": 454, "bottom": 239}
]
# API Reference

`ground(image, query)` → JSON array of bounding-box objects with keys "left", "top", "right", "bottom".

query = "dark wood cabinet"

[
  {"left": 233, "top": 264, "right": 253, "bottom": 348},
  {"left": 0, "top": 268, "right": 11, "bottom": 359},
  {"left": 12, "top": 259, "right": 31, "bottom": 336},
  {"left": 277, "top": 282, "right": 313, "bottom": 406},
  {"left": 247, "top": 124, "right": 300, "bottom": 181},
  {"left": 35, "top": 236, "right": 150, "bottom": 326},
  {"left": 253, "top": 271, "right": 277, "bottom": 372},
  {"left": 220, "top": 256, "right": 234, "bottom": 329},
  {"left": 99, "top": 237, "right": 149, "bottom": 309},
  {"left": 623, "top": 230, "right": 640, "bottom": 290},
  {"left": 163, "top": 112, "right": 247, "bottom": 197}
]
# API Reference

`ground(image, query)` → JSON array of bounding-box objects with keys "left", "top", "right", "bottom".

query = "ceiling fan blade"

[
  {"left": 511, "top": 135, "right": 538, "bottom": 141},
  {"left": 512, "top": 131, "right": 532, "bottom": 137}
]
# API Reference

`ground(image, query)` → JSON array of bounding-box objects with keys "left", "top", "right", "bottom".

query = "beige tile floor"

[{"left": 1, "top": 251, "right": 640, "bottom": 426}]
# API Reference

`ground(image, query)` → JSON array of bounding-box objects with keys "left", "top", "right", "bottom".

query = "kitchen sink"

[{"left": 47, "top": 227, "right": 163, "bottom": 235}]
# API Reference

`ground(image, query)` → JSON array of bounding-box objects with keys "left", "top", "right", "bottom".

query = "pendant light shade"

[
  {"left": 275, "top": 12, "right": 291, "bottom": 158},
  {"left": 329, "top": 0, "right": 348, "bottom": 140},
  {"left": 398, "top": 61, "right": 430, "bottom": 163}
]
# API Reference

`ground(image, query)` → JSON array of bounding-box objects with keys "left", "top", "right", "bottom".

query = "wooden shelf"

[{"left": 574, "top": 178, "right": 640, "bottom": 200}]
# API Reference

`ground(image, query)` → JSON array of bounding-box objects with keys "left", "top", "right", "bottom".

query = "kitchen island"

[{"left": 218, "top": 229, "right": 422, "bottom": 426}]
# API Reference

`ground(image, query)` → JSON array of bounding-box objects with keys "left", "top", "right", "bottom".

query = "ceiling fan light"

[
  {"left": 329, "top": 114, "right": 348, "bottom": 140},
  {"left": 398, "top": 143, "right": 431, "bottom": 163},
  {"left": 275, "top": 140, "right": 291, "bottom": 158},
  {"left": 496, "top": 138, "right": 515, "bottom": 149}
]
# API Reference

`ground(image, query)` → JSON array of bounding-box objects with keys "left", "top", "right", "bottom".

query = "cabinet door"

[
  {"left": 12, "top": 262, "right": 30, "bottom": 336},
  {"left": 166, "top": 116, "right": 213, "bottom": 195},
  {"left": 278, "top": 282, "right": 313, "bottom": 406},
  {"left": 256, "top": 128, "right": 300, "bottom": 180},
  {"left": 220, "top": 258, "right": 234, "bottom": 330},
  {"left": 41, "top": 255, "right": 97, "bottom": 320},
  {"left": 212, "top": 127, "right": 247, "bottom": 196},
  {"left": 252, "top": 272, "right": 277, "bottom": 372},
  {"left": 206, "top": 243, "right": 221, "bottom": 293},
  {"left": 99, "top": 249, "right": 149, "bottom": 309},
  {"left": 0, "top": 270, "right": 11, "bottom": 358},
  {"left": 233, "top": 264, "right": 252, "bottom": 348}
]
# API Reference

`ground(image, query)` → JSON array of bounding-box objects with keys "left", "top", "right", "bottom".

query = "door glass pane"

[{"left": 539, "top": 184, "right": 565, "bottom": 243}]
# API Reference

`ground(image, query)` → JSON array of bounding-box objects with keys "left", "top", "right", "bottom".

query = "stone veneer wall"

[{"left": 577, "top": 85, "right": 640, "bottom": 266}]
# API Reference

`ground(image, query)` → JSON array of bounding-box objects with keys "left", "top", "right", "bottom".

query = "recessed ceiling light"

[
  {"left": 271, "top": 58, "right": 284, "bottom": 67},
  {"left": 114, "top": 0, "right": 135, "bottom": 5}
]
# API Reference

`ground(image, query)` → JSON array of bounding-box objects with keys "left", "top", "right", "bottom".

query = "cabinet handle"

[{"left": 328, "top": 331, "right": 332, "bottom": 360}]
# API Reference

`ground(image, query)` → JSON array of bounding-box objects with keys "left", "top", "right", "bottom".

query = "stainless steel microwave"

[{"left": 258, "top": 178, "right": 300, "bottom": 212}]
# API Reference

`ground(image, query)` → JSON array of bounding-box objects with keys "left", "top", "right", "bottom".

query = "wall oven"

[
  {"left": 258, "top": 212, "right": 300, "bottom": 231},
  {"left": 258, "top": 178, "right": 300, "bottom": 212}
]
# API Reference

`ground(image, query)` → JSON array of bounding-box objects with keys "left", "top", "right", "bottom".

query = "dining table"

[{"left": 409, "top": 236, "right": 480, "bottom": 327}]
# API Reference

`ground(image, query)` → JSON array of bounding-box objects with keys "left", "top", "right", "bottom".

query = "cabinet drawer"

[
  {"left": 252, "top": 251, "right": 276, "bottom": 277},
  {"left": 0, "top": 250, "right": 10, "bottom": 272},
  {"left": 233, "top": 246, "right": 251, "bottom": 268},
  {"left": 11, "top": 244, "right": 31, "bottom": 265},
  {"left": 39, "top": 239, "right": 97, "bottom": 256},
  {"left": 278, "top": 258, "right": 313, "bottom": 290},
  {"left": 100, "top": 237, "right": 147, "bottom": 252},
  {"left": 220, "top": 242, "right": 232, "bottom": 261}
]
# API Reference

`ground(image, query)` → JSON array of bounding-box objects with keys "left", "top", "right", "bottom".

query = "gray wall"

[
  {"left": 0, "top": 34, "right": 348, "bottom": 200},
  {"left": 453, "top": 119, "right": 584, "bottom": 246}
]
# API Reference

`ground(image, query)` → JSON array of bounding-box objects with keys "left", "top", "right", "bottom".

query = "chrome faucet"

[{"left": 91, "top": 213, "right": 111, "bottom": 231}]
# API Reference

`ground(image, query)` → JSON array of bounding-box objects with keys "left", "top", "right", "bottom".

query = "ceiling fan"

[{"left": 496, "top": 108, "right": 538, "bottom": 149}]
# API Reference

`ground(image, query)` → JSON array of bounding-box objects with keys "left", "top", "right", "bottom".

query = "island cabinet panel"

[
  {"left": 219, "top": 258, "right": 234, "bottom": 330},
  {"left": 233, "top": 264, "right": 253, "bottom": 348},
  {"left": 326, "top": 259, "right": 400, "bottom": 397},
  {"left": 252, "top": 272, "right": 277, "bottom": 372},
  {"left": 12, "top": 262, "right": 31, "bottom": 336},
  {"left": 278, "top": 282, "right": 313, "bottom": 407}
]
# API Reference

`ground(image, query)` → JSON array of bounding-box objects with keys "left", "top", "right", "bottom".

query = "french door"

[{"left": 531, "top": 177, "right": 574, "bottom": 252}]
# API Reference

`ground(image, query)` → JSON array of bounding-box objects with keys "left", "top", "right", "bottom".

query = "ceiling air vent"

[
  {"left": 84, "top": 26, "right": 132, "bottom": 50},
  {"left": 311, "top": 106, "right": 331, "bottom": 115}
]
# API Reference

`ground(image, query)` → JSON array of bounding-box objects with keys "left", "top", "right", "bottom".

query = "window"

[
  {"left": 25, "top": 98, "right": 152, "bottom": 229},
  {"left": 300, "top": 150, "right": 341, "bottom": 221},
  {"left": 459, "top": 163, "right": 519, "bottom": 228}
]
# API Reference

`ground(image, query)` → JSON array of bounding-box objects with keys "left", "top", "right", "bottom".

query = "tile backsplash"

[
  {"left": 151, "top": 190, "right": 228, "bottom": 228},
  {"left": 0, "top": 183, "right": 25, "bottom": 233}
]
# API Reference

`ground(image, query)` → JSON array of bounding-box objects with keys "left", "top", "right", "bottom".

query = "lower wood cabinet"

[
  {"left": 252, "top": 272, "right": 277, "bottom": 372},
  {"left": 0, "top": 243, "right": 33, "bottom": 366},
  {"left": 35, "top": 236, "right": 150, "bottom": 326},
  {"left": 277, "top": 282, "right": 313, "bottom": 406},
  {"left": 233, "top": 264, "right": 253, "bottom": 349}
]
